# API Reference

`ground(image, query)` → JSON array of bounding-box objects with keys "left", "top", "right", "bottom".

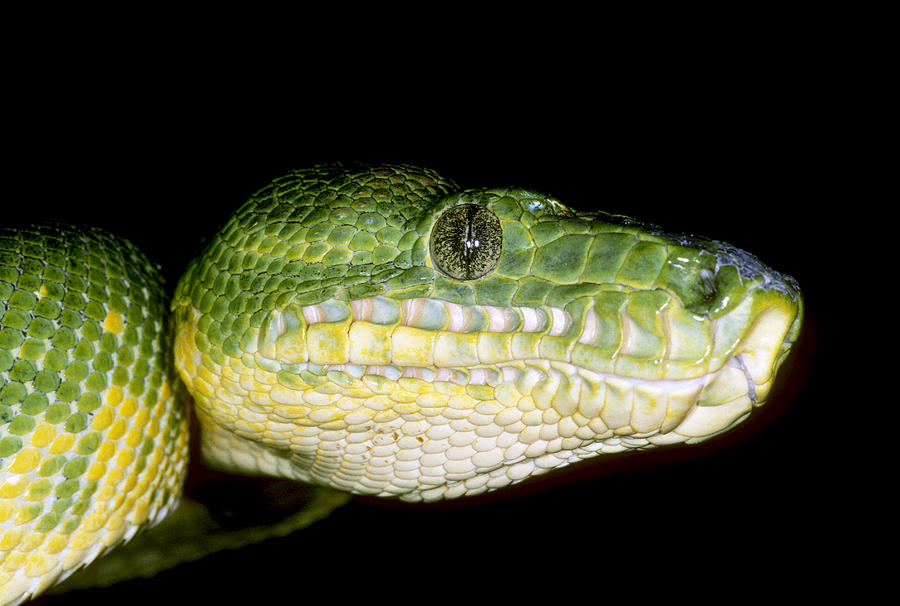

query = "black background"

[{"left": 9, "top": 74, "right": 838, "bottom": 605}]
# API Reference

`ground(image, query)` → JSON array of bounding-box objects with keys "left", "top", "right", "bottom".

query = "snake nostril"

[{"left": 699, "top": 268, "right": 717, "bottom": 302}]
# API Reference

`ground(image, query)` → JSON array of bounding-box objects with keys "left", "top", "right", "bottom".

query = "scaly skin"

[
  {"left": 172, "top": 163, "right": 803, "bottom": 503},
  {"left": 0, "top": 225, "right": 189, "bottom": 605},
  {"left": 1, "top": 163, "right": 803, "bottom": 603}
]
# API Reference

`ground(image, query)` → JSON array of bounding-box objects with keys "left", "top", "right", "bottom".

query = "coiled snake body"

[{"left": 0, "top": 164, "right": 803, "bottom": 604}]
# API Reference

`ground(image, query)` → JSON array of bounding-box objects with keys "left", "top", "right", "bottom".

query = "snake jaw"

[{"left": 174, "top": 271, "right": 801, "bottom": 499}]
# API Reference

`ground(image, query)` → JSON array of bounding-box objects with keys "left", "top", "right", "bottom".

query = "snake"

[{"left": 0, "top": 163, "right": 803, "bottom": 604}]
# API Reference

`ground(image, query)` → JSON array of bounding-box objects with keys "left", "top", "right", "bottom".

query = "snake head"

[{"left": 172, "top": 164, "right": 803, "bottom": 502}]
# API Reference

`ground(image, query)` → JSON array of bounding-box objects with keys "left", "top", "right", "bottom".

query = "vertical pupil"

[{"left": 463, "top": 205, "right": 477, "bottom": 266}]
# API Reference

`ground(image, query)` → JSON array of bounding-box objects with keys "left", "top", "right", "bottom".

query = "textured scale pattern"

[
  {"left": 0, "top": 164, "right": 805, "bottom": 603},
  {"left": 173, "top": 164, "right": 803, "bottom": 503},
  {"left": 0, "top": 225, "right": 189, "bottom": 605}
]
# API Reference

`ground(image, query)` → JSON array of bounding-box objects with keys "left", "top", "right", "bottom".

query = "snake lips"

[{"left": 172, "top": 164, "right": 803, "bottom": 503}]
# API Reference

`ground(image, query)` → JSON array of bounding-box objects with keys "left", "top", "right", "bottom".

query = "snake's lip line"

[
  {"left": 266, "top": 295, "right": 774, "bottom": 388},
  {"left": 255, "top": 354, "right": 761, "bottom": 411},
  {"left": 262, "top": 358, "right": 717, "bottom": 391},
  {"left": 257, "top": 293, "right": 775, "bottom": 406}
]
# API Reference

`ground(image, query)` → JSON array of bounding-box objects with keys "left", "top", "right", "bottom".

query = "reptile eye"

[{"left": 430, "top": 204, "right": 502, "bottom": 280}]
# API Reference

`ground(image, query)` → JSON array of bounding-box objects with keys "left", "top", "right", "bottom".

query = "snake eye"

[{"left": 430, "top": 204, "right": 502, "bottom": 280}]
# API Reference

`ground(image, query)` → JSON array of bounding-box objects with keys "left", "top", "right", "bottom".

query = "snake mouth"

[
  {"left": 173, "top": 285, "right": 801, "bottom": 493},
  {"left": 231, "top": 290, "right": 798, "bottom": 444}
]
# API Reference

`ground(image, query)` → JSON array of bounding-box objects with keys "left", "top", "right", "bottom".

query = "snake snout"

[
  {"left": 669, "top": 281, "right": 803, "bottom": 443},
  {"left": 728, "top": 286, "right": 803, "bottom": 407}
]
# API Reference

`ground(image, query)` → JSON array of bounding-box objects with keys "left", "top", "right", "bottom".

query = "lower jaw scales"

[{"left": 275, "top": 356, "right": 765, "bottom": 441}]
